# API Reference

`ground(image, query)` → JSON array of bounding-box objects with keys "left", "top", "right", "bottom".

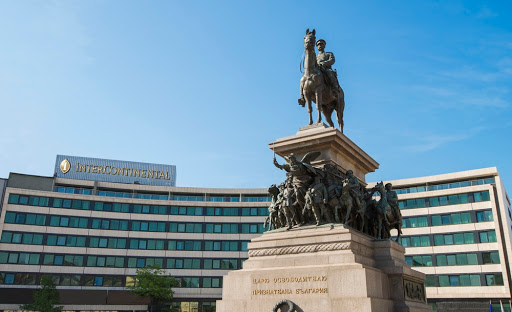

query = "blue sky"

[{"left": 0, "top": 1, "right": 511, "bottom": 190}]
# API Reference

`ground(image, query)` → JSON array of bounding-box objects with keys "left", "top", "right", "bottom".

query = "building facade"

[
  {"left": 0, "top": 156, "right": 269, "bottom": 312},
  {"left": 370, "top": 167, "right": 512, "bottom": 312},
  {"left": 0, "top": 158, "right": 510, "bottom": 312}
]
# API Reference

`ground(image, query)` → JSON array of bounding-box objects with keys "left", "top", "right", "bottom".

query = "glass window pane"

[
  {"left": 447, "top": 255, "right": 456, "bottom": 266},
  {"left": 439, "top": 275, "right": 449, "bottom": 287},
  {"left": 467, "top": 254, "right": 478, "bottom": 265},
  {"left": 464, "top": 233, "right": 474, "bottom": 244},
  {"left": 449, "top": 276, "right": 459, "bottom": 286},
  {"left": 454, "top": 233, "right": 464, "bottom": 245},
  {"left": 436, "top": 255, "right": 447, "bottom": 266}
]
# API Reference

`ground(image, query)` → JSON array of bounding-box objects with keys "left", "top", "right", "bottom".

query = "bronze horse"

[
  {"left": 374, "top": 182, "right": 403, "bottom": 241},
  {"left": 299, "top": 29, "right": 345, "bottom": 132}
]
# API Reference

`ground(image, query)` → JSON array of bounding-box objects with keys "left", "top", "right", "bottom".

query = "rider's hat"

[{"left": 316, "top": 39, "right": 326, "bottom": 46}]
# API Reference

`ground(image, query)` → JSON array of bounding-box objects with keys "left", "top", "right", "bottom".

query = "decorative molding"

[{"left": 248, "top": 241, "right": 373, "bottom": 257}]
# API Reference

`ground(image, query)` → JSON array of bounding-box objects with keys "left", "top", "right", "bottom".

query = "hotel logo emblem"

[{"left": 60, "top": 159, "right": 71, "bottom": 174}]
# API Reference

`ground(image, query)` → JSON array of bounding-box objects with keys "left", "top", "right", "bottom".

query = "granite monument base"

[{"left": 216, "top": 225, "right": 432, "bottom": 312}]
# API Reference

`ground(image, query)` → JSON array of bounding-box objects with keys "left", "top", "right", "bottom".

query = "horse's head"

[
  {"left": 375, "top": 181, "right": 385, "bottom": 193},
  {"left": 304, "top": 28, "right": 316, "bottom": 50}
]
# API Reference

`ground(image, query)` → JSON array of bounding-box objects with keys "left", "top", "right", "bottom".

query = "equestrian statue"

[{"left": 299, "top": 29, "right": 345, "bottom": 132}]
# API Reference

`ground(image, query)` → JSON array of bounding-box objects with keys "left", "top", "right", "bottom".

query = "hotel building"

[{"left": 0, "top": 156, "right": 510, "bottom": 312}]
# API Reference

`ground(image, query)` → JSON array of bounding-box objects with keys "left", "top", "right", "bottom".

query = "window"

[
  {"left": 210, "top": 196, "right": 240, "bottom": 202},
  {"left": 89, "top": 237, "right": 126, "bottom": 249},
  {"left": 176, "top": 277, "right": 200, "bottom": 288},
  {"left": 241, "top": 241, "right": 249, "bottom": 251},
  {"left": 439, "top": 275, "right": 480, "bottom": 287},
  {"left": 405, "top": 255, "right": 432, "bottom": 267},
  {"left": 474, "top": 191, "right": 490, "bottom": 202},
  {"left": 241, "top": 207, "right": 267, "bottom": 216},
  {"left": 431, "top": 215, "right": 441, "bottom": 226},
  {"left": 242, "top": 196, "right": 270, "bottom": 202},
  {"left": 476, "top": 210, "right": 493, "bottom": 222},
  {"left": 424, "top": 276, "right": 435, "bottom": 287},
  {"left": 203, "top": 241, "right": 239, "bottom": 251},
  {"left": 479, "top": 231, "right": 497, "bottom": 243},
  {"left": 203, "top": 259, "right": 238, "bottom": 270},
  {"left": 1, "top": 232, "right": 43, "bottom": 245},
  {"left": 433, "top": 233, "right": 474, "bottom": 246},
  {"left": 169, "top": 223, "right": 202, "bottom": 233},
  {"left": 399, "top": 236, "right": 430, "bottom": 247},
  {"left": 403, "top": 216, "right": 428, "bottom": 228},
  {"left": 486, "top": 274, "right": 504, "bottom": 286},
  {"left": 436, "top": 253, "right": 477, "bottom": 266},
  {"left": 174, "top": 240, "right": 201, "bottom": 251},
  {"left": 203, "top": 277, "right": 223, "bottom": 288},
  {"left": 482, "top": 251, "right": 500, "bottom": 264},
  {"left": 241, "top": 224, "right": 264, "bottom": 234}
]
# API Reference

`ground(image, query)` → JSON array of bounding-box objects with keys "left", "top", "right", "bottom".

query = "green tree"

[
  {"left": 20, "top": 275, "right": 62, "bottom": 312},
  {"left": 127, "top": 266, "right": 176, "bottom": 312}
]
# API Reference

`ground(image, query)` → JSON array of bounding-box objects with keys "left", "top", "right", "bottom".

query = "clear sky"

[{"left": 1, "top": 1, "right": 511, "bottom": 191}]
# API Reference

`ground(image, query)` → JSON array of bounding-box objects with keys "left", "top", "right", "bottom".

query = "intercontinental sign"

[{"left": 54, "top": 155, "right": 176, "bottom": 186}]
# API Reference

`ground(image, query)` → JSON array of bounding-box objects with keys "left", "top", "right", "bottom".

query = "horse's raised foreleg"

[{"left": 298, "top": 77, "right": 306, "bottom": 107}]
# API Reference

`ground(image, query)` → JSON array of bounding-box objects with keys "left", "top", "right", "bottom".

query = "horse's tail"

[
  {"left": 337, "top": 88, "right": 345, "bottom": 132},
  {"left": 299, "top": 52, "right": 305, "bottom": 73}
]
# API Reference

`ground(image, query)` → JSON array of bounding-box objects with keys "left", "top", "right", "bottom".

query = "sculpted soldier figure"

[
  {"left": 316, "top": 39, "right": 341, "bottom": 93},
  {"left": 273, "top": 152, "right": 320, "bottom": 208},
  {"left": 282, "top": 176, "right": 300, "bottom": 229},
  {"left": 345, "top": 170, "right": 363, "bottom": 210},
  {"left": 264, "top": 184, "right": 281, "bottom": 230},
  {"left": 304, "top": 176, "right": 331, "bottom": 225}
]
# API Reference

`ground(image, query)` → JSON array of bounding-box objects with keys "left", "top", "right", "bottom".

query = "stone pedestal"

[
  {"left": 269, "top": 123, "right": 379, "bottom": 183},
  {"left": 216, "top": 225, "right": 432, "bottom": 312}
]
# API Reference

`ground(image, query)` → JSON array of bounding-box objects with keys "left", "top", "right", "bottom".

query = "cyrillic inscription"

[{"left": 251, "top": 275, "right": 328, "bottom": 296}]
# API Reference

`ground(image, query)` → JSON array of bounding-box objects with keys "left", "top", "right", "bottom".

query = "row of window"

[
  {"left": 0, "top": 272, "right": 224, "bottom": 288},
  {"left": 398, "top": 191, "right": 490, "bottom": 209},
  {"left": 0, "top": 251, "right": 242, "bottom": 269},
  {"left": 405, "top": 251, "right": 500, "bottom": 267},
  {"left": 402, "top": 210, "right": 493, "bottom": 228},
  {"left": 8, "top": 194, "right": 268, "bottom": 216},
  {"left": 55, "top": 186, "right": 270, "bottom": 202},
  {"left": 0, "top": 231, "right": 250, "bottom": 251},
  {"left": 424, "top": 273, "right": 504, "bottom": 287},
  {"left": 398, "top": 230, "right": 497, "bottom": 247},
  {"left": 5, "top": 211, "right": 265, "bottom": 234},
  {"left": 394, "top": 178, "right": 495, "bottom": 195}
]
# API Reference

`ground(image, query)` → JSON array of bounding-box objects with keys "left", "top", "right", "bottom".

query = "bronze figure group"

[{"left": 265, "top": 152, "right": 403, "bottom": 241}]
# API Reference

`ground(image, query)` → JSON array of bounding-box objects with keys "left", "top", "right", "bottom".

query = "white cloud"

[{"left": 404, "top": 134, "right": 470, "bottom": 153}]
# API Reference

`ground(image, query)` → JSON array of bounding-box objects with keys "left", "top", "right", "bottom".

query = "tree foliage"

[
  {"left": 128, "top": 266, "right": 176, "bottom": 310},
  {"left": 20, "top": 275, "right": 62, "bottom": 312}
]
